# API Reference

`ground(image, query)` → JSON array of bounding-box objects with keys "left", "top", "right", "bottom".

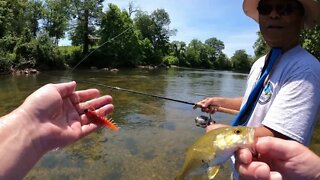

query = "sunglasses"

[{"left": 257, "top": 2, "right": 302, "bottom": 16}]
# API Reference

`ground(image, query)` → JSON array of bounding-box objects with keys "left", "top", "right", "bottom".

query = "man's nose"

[{"left": 269, "top": 8, "right": 281, "bottom": 18}]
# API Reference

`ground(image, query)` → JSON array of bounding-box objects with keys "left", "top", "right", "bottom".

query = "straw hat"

[{"left": 243, "top": 0, "right": 320, "bottom": 28}]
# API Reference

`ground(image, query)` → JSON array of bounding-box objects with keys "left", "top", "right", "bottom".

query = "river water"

[{"left": 0, "top": 68, "right": 319, "bottom": 180}]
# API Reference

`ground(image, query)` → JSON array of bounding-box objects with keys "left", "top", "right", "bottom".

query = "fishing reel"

[{"left": 195, "top": 114, "right": 216, "bottom": 128}]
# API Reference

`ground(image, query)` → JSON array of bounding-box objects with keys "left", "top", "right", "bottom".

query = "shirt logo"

[{"left": 259, "top": 81, "right": 273, "bottom": 104}]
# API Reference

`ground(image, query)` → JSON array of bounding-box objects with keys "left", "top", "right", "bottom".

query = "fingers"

[
  {"left": 70, "top": 89, "right": 100, "bottom": 106},
  {"left": 54, "top": 81, "right": 77, "bottom": 98},
  {"left": 80, "top": 103, "right": 114, "bottom": 136},
  {"left": 79, "top": 95, "right": 114, "bottom": 125},
  {"left": 194, "top": 98, "right": 220, "bottom": 114},
  {"left": 269, "top": 172, "right": 283, "bottom": 180},
  {"left": 237, "top": 161, "right": 271, "bottom": 180},
  {"left": 235, "top": 148, "right": 253, "bottom": 164},
  {"left": 79, "top": 95, "right": 113, "bottom": 112},
  {"left": 255, "top": 137, "right": 303, "bottom": 160}
]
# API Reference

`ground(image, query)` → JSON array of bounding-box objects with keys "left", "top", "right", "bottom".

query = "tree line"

[{"left": 0, "top": 0, "right": 319, "bottom": 74}]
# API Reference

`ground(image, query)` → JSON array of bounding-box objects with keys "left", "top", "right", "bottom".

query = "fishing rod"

[{"left": 76, "top": 79, "right": 239, "bottom": 116}]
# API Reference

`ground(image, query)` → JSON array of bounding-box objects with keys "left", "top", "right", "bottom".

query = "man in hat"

[{"left": 195, "top": 0, "right": 320, "bottom": 177}]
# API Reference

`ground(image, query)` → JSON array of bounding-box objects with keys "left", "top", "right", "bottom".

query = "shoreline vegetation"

[{"left": 0, "top": 1, "right": 319, "bottom": 76}]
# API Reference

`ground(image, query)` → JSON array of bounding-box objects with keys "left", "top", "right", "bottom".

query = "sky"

[{"left": 59, "top": 0, "right": 260, "bottom": 58}]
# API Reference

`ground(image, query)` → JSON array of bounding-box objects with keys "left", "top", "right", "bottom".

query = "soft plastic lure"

[{"left": 84, "top": 108, "right": 119, "bottom": 131}]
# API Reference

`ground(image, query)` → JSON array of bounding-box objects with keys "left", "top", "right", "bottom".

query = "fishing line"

[
  {"left": 75, "top": 79, "right": 196, "bottom": 106},
  {"left": 69, "top": 27, "right": 132, "bottom": 73}
]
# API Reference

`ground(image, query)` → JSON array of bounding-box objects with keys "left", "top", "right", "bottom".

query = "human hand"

[
  {"left": 16, "top": 81, "right": 114, "bottom": 154},
  {"left": 194, "top": 97, "right": 222, "bottom": 114},
  {"left": 235, "top": 136, "right": 320, "bottom": 180}
]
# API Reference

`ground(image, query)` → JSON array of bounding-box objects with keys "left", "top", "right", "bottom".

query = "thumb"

[{"left": 255, "top": 137, "right": 302, "bottom": 160}]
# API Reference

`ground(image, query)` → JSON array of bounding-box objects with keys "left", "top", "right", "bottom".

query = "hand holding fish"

[
  {"left": 235, "top": 136, "right": 320, "bottom": 180},
  {"left": 0, "top": 81, "right": 114, "bottom": 179}
]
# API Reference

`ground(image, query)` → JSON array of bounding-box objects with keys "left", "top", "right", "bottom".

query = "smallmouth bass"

[{"left": 176, "top": 126, "right": 255, "bottom": 179}]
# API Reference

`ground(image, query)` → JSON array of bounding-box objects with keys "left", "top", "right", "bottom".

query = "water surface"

[{"left": 0, "top": 68, "right": 319, "bottom": 180}]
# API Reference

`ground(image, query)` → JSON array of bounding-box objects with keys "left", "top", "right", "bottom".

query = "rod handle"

[{"left": 217, "top": 107, "right": 239, "bottom": 115}]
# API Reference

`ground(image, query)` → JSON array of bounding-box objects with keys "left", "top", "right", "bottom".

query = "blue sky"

[{"left": 60, "top": 0, "right": 260, "bottom": 58}]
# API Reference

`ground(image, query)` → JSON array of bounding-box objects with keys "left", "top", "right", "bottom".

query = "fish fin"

[{"left": 207, "top": 165, "right": 220, "bottom": 179}]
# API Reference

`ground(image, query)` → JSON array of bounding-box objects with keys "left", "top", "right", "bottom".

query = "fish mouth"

[{"left": 246, "top": 128, "right": 255, "bottom": 145}]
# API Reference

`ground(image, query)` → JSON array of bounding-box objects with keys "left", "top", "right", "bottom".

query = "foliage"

[
  {"left": 230, "top": 50, "right": 252, "bottom": 73},
  {"left": 69, "top": 0, "right": 104, "bottom": 55},
  {"left": 98, "top": 3, "right": 142, "bottom": 67},
  {"left": 253, "top": 31, "right": 269, "bottom": 60},
  {"left": 162, "top": 55, "right": 178, "bottom": 66},
  {"left": 0, "top": 1, "right": 318, "bottom": 73},
  {"left": 43, "top": 0, "right": 69, "bottom": 43},
  {"left": 301, "top": 25, "right": 320, "bottom": 60},
  {"left": 134, "top": 9, "right": 176, "bottom": 65}
]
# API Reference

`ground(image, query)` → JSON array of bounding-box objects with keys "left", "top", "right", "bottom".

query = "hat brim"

[{"left": 243, "top": 0, "right": 320, "bottom": 28}]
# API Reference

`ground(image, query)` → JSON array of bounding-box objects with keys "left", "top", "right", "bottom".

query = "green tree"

[
  {"left": 69, "top": 0, "right": 104, "bottom": 55},
  {"left": 170, "top": 41, "right": 186, "bottom": 66},
  {"left": 253, "top": 31, "right": 269, "bottom": 60},
  {"left": 43, "top": 0, "right": 69, "bottom": 44},
  {"left": 26, "top": 0, "right": 43, "bottom": 37},
  {"left": 134, "top": 9, "right": 176, "bottom": 65},
  {"left": 205, "top": 37, "right": 224, "bottom": 57},
  {"left": 99, "top": 4, "right": 141, "bottom": 67},
  {"left": 231, "top": 49, "right": 252, "bottom": 72},
  {"left": 204, "top": 37, "right": 226, "bottom": 69},
  {"left": 185, "top": 39, "right": 210, "bottom": 67},
  {"left": 301, "top": 25, "right": 320, "bottom": 59}
]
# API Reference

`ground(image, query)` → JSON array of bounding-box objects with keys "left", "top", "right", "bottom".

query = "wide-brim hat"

[{"left": 243, "top": 0, "right": 320, "bottom": 28}]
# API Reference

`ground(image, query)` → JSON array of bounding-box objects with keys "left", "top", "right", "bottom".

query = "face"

[{"left": 258, "top": 0, "right": 304, "bottom": 51}]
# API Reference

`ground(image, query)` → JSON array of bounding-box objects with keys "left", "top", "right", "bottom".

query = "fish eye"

[{"left": 234, "top": 129, "right": 242, "bottom": 134}]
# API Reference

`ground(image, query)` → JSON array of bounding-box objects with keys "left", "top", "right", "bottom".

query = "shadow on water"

[{"left": 0, "top": 68, "right": 319, "bottom": 180}]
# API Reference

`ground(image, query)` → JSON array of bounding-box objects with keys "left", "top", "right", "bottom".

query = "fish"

[
  {"left": 176, "top": 126, "right": 255, "bottom": 180},
  {"left": 84, "top": 108, "right": 119, "bottom": 131}
]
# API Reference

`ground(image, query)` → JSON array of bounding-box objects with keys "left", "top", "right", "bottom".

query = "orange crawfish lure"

[{"left": 84, "top": 108, "right": 119, "bottom": 131}]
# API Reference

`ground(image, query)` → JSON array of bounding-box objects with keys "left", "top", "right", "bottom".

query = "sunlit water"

[{"left": 0, "top": 68, "right": 319, "bottom": 180}]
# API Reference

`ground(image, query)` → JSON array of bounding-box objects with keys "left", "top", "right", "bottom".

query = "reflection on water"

[{"left": 0, "top": 68, "right": 319, "bottom": 180}]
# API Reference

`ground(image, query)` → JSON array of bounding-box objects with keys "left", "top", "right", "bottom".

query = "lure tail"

[{"left": 84, "top": 108, "right": 119, "bottom": 131}]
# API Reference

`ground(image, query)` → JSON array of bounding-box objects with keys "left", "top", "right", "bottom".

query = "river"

[{"left": 0, "top": 68, "right": 319, "bottom": 180}]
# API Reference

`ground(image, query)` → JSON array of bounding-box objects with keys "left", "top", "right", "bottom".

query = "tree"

[
  {"left": 134, "top": 9, "right": 176, "bottom": 65},
  {"left": 186, "top": 39, "right": 205, "bottom": 67},
  {"left": 205, "top": 37, "right": 225, "bottom": 57},
  {"left": 253, "top": 31, "right": 269, "bottom": 60},
  {"left": 231, "top": 49, "right": 252, "bottom": 72},
  {"left": 301, "top": 25, "right": 320, "bottom": 60},
  {"left": 170, "top": 41, "right": 186, "bottom": 66},
  {"left": 99, "top": 4, "right": 142, "bottom": 67},
  {"left": 69, "top": 0, "right": 104, "bottom": 55},
  {"left": 43, "top": 0, "right": 69, "bottom": 44},
  {"left": 204, "top": 37, "right": 226, "bottom": 69}
]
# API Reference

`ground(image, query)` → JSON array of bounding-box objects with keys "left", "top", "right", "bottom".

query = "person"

[
  {"left": 235, "top": 136, "right": 320, "bottom": 180},
  {"left": 195, "top": 0, "right": 320, "bottom": 145},
  {"left": 0, "top": 81, "right": 114, "bottom": 179}
]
